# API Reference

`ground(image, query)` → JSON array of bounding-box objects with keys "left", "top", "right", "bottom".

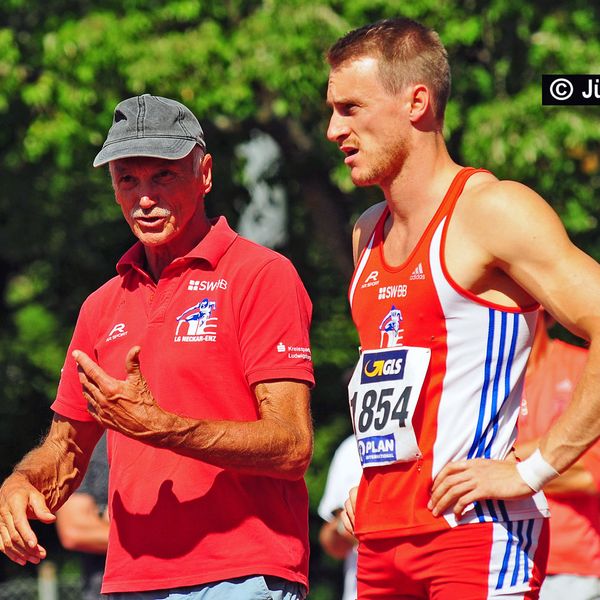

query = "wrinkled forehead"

[{"left": 110, "top": 153, "right": 193, "bottom": 174}]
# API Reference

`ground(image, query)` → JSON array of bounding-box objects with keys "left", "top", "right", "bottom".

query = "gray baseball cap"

[{"left": 93, "top": 94, "right": 206, "bottom": 167}]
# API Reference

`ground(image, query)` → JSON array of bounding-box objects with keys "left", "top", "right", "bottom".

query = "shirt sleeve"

[
  {"left": 238, "top": 256, "right": 314, "bottom": 387},
  {"left": 51, "top": 298, "right": 98, "bottom": 422}
]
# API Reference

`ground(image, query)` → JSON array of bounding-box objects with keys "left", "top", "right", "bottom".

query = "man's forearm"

[
  {"left": 146, "top": 382, "right": 313, "bottom": 480},
  {"left": 516, "top": 438, "right": 598, "bottom": 496},
  {"left": 74, "top": 346, "right": 313, "bottom": 479},
  {"left": 151, "top": 410, "right": 313, "bottom": 480},
  {"left": 13, "top": 416, "right": 102, "bottom": 511},
  {"left": 539, "top": 337, "right": 600, "bottom": 473}
]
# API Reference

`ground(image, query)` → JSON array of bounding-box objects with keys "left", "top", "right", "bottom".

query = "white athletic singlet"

[{"left": 348, "top": 167, "right": 549, "bottom": 538}]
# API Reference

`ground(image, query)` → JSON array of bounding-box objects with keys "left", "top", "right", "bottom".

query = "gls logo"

[{"left": 361, "top": 349, "right": 407, "bottom": 383}]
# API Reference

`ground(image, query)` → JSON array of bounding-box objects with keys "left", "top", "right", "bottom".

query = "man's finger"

[
  {"left": 0, "top": 528, "right": 29, "bottom": 566},
  {"left": 78, "top": 375, "right": 102, "bottom": 406},
  {"left": 13, "top": 513, "right": 40, "bottom": 550},
  {"left": 430, "top": 481, "right": 474, "bottom": 517},
  {"left": 340, "top": 508, "right": 354, "bottom": 535},
  {"left": 28, "top": 494, "right": 55, "bottom": 524},
  {"left": 73, "top": 350, "right": 114, "bottom": 391},
  {"left": 0, "top": 512, "right": 45, "bottom": 565},
  {"left": 125, "top": 346, "right": 142, "bottom": 379},
  {"left": 0, "top": 521, "right": 26, "bottom": 564},
  {"left": 343, "top": 486, "right": 358, "bottom": 532},
  {"left": 430, "top": 460, "right": 469, "bottom": 493}
]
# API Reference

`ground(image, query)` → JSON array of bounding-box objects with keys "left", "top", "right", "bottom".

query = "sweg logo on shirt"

[
  {"left": 361, "top": 349, "right": 407, "bottom": 384},
  {"left": 188, "top": 279, "right": 228, "bottom": 291}
]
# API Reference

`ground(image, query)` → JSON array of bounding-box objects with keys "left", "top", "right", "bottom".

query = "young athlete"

[{"left": 326, "top": 17, "right": 600, "bottom": 599}]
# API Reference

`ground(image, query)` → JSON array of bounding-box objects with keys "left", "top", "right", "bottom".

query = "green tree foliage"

[{"left": 1, "top": 1, "right": 599, "bottom": 595}]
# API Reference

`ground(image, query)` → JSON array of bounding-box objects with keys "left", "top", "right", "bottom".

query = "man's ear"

[
  {"left": 408, "top": 84, "right": 431, "bottom": 124},
  {"left": 200, "top": 153, "right": 213, "bottom": 195}
]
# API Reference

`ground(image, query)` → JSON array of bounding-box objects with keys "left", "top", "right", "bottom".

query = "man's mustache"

[{"left": 131, "top": 208, "right": 171, "bottom": 219}]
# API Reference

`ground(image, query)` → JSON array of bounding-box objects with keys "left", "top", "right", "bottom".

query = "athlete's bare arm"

[
  {"left": 516, "top": 438, "right": 598, "bottom": 496},
  {"left": 430, "top": 180, "right": 600, "bottom": 517},
  {"left": 0, "top": 416, "right": 103, "bottom": 565},
  {"left": 73, "top": 346, "right": 313, "bottom": 480}
]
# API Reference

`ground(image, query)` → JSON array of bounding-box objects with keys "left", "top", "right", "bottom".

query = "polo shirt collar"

[{"left": 116, "top": 216, "right": 238, "bottom": 275}]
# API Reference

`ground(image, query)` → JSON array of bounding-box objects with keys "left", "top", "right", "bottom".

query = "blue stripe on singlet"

[
  {"left": 522, "top": 519, "right": 534, "bottom": 583},
  {"left": 480, "top": 312, "right": 507, "bottom": 457},
  {"left": 484, "top": 314, "right": 520, "bottom": 458},
  {"left": 511, "top": 520, "right": 525, "bottom": 586},
  {"left": 468, "top": 309, "right": 495, "bottom": 459}
]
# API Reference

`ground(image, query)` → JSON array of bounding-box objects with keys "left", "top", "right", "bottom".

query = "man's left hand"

[
  {"left": 73, "top": 347, "right": 171, "bottom": 441},
  {"left": 428, "top": 458, "right": 534, "bottom": 519}
]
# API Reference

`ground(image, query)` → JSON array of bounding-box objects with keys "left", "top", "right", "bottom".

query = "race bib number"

[{"left": 348, "top": 346, "right": 430, "bottom": 468}]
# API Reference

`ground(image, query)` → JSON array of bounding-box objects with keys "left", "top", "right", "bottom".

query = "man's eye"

[{"left": 156, "top": 170, "right": 175, "bottom": 181}]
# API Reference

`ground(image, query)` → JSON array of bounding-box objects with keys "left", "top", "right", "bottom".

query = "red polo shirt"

[{"left": 52, "top": 217, "right": 314, "bottom": 593}]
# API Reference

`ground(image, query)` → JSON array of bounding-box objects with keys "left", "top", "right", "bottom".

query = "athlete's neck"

[
  {"left": 376, "top": 138, "right": 461, "bottom": 267},
  {"left": 382, "top": 135, "right": 460, "bottom": 226}
]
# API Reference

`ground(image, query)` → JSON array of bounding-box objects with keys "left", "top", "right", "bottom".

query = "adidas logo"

[{"left": 409, "top": 263, "right": 426, "bottom": 280}]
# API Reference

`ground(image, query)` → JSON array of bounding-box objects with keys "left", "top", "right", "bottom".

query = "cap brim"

[{"left": 93, "top": 137, "right": 199, "bottom": 167}]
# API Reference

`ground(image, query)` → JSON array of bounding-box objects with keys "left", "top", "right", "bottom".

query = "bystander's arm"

[
  {"left": 319, "top": 509, "right": 357, "bottom": 560},
  {"left": 56, "top": 493, "right": 109, "bottom": 555}
]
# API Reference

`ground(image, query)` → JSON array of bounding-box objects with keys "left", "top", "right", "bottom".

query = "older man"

[{"left": 0, "top": 94, "right": 314, "bottom": 600}]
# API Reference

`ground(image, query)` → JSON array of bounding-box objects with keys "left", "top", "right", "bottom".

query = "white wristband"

[{"left": 516, "top": 449, "right": 559, "bottom": 492}]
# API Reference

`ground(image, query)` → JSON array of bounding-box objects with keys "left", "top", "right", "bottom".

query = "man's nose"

[
  {"left": 138, "top": 194, "right": 156, "bottom": 209},
  {"left": 326, "top": 112, "right": 347, "bottom": 143},
  {"left": 137, "top": 181, "right": 158, "bottom": 208}
]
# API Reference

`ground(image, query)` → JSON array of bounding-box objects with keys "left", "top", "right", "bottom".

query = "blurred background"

[{"left": 0, "top": 0, "right": 599, "bottom": 598}]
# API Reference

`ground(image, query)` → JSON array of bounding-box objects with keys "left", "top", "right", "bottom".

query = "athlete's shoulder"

[
  {"left": 452, "top": 174, "right": 573, "bottom": 277},
  {"left": 457, "top": 174, "right": 566, "bottom": 243},
  {"left": 462, "top": 174, "right": 552, "bottom": 216},
  {"left": 352, "top": 201, "right": 387, "bottom": 265}
]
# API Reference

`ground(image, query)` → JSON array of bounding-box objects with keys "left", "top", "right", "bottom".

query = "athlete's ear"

[{"left": 408, "top": 84, "right": 430, "bottom": 124}]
